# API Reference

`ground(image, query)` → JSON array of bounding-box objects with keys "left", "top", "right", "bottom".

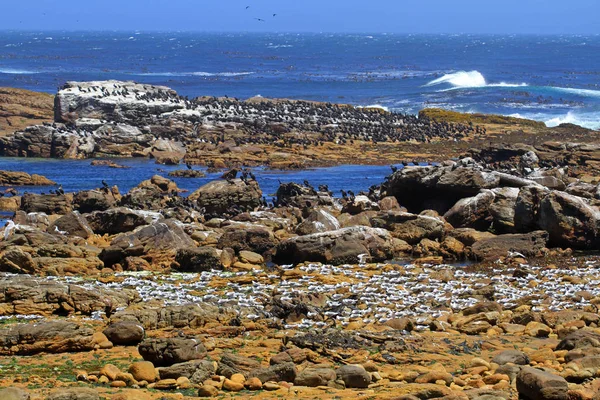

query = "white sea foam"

[
  {"left": 551, "top": 87, "right": 600, "bottom": 98},
  {"left": 359, "top": 104, "right": 390, "bottom": 112},
  {"left": 510, "top": 111, "right": 600, "bottom": 130},
  {"left": 0, "top": 68, "right": 39, "bottom": 74},
  {"left": 544, "top": 111, "right": 600, "bottom": 130},
  {"left": 425, "top": 70, "right": 527, "bottom": 89},
  {"left": 267, "top": 44, "right": 293, "bottom": 49},
  {"left": 426, "top": 70, "right": 486, "bottom": 88},
  {"left": 137, "top": 71, "right": 254, "bottom": 77}
]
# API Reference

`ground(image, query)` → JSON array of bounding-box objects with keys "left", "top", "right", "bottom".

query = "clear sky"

[{"left": 3, "top": 0, "right": 599, "bottom": 34}]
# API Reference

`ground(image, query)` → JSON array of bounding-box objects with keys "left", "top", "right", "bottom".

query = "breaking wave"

[
  {"left": 425, "top": 70, "right": 527, "bottom": 89},
  {"left": 136, "top": 71, "right": 254, "bottom": 77},
  {"left": 0, "top": 68, "right": 39, "bottom": 74},
  {"left": 511, "top": 111, "right": 600, "bottom": 130}
]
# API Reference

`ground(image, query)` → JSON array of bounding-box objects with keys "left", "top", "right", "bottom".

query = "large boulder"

[
  {"left": 0, "top": 388, "right": 30, "bottom": 400},
  {"left": 538, "top": 191, "right": 600, "bottom": 249},
  {"left": 54, "top": 80, "right": 182, "bottom": 124},
  {"left": 0, "top": 124, "right": 79, "bottom": 158},
  {"left": 103, "top": 321, "right": 145, "bottom": 345},
  {"left": 274, "top": 182, "right": 333, "bottom": 208},
  {"left": 189, "top": 179, "right": 262, "bottom": 216},
  {"left": 85, "top": 207, "right": 155, "bottom": 235},
  {"left": 20, "top": 193, "right": 72, "bottom": 214},
  {"left": 556, "top": 330, "right": 600, "bottom": 351},
  {"left": 516, "top": 366, "right": 568, "bottom": 400},
  {"left": 336, "top": 364, "right": 371, "bottom": 388},
  {"left": 0, "top": 275, "right": 139, "bottom": 317},
  {"left": 0, "top": 170, "right": 55, "bottom": 186},
  {"left": 274, "top": 226, "right": 394, "bottom": 265},
  {"left": 0, "top": 321, "right": 96, "bottom": 355},
  {"left": 120, "top": 175, "right": 179, "bottom": 210},
  {"left": 217, "top": 224, "right": 277, "bottom": 254},
  {"left": 0, "top": 248, "right": 36, "bottom": 274},
  {"left": 471, "top": 231, "right": 548, "bottom": 260},
  {"left": 384, "top": 165, "right": 500, "bottom": 213},
  {"left": 294, "top": 368, "right": 337, "bottom": 387},
  {"left": 370, "top": 211, "right": 447, "bottom": 244},
  {"left": 217, "top": 352, "right": 261, "bottom": 378},
  {"left": 73, "top": 188, "right": 118, "bottom": 213},
  {"left": 100, "top": 219, "right": 193, "bottom": 267},
  {"left": 174, "top": 247, "right": 223, "bottom": 272},
  {"left": 249, "top": 362, "right": 297, "bottom": 383},
  {"left": 158, "top": 360, "right": 216, "bottom": 383},
  {"left": 489, "top": 187, "right": 520, "bottom": 233},
  {"left": 514, "top": 186, "right": 549, "bottom": 232},
  {"left": 45, "top": 388, "right": 100, "bottom": 400},
  {"left": 110, "top": 304, "right": 234, "bottom": 330},
  {"left": 138, "top": 337, "right": 207, "bottom": 367},
  {"left": 443, "top": 190, "right": 495, "bottom": 230},
  {"left": 113, "top": 219, "right": 193, "bottom": 251},
  {"left": 295, "top": 209, "right": 341, "bottom": 235},
  {"left": 515, "top": 188, "right": 600, "bottom": 249},
  {"left": 48, "top": 211, "right": 94, "bottom": 238}
]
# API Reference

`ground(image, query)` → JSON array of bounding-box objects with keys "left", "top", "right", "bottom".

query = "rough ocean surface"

[{"left": 1, "top": 32, "right": 599, "bottom": 129}]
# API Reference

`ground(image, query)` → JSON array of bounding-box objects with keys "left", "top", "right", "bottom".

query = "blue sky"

[{"left": 3, "top": 0, "right": 599, "bottom": 34}]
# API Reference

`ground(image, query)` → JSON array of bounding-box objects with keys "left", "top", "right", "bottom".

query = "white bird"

[
  {"left": 3, "top": 220, "right": 16, "bottom": 241},
  {"left": 54, "top": 226, "right": 67, "bottom": 235}
]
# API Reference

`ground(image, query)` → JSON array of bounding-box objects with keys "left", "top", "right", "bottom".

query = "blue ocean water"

[
  {"left": 1, "top": 31, "right": 599, "bottom": 129},
  {"left": 0, "top": 157, "right": 392, "bottom": 200},
  {"left": 0, "top": 157, "right": 397, "bottom": 224}
]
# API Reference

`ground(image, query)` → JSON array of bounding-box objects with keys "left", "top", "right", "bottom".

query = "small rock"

[
  {"left": 525, "top": 321, "right": 552, "bottom": 337},
  {"left": 245, "top": 377, "right": 263, "bottom": 390},
  {"left": 230, "top": 373, "right": 246, "bottom": 384},
  {"left": 491, "top": 350, "right": 530, "bottom": 366},
  {"left": 151, "top": 378, "right": 178, "bottom": 390},
  {"left": 198, "top": 384, "right": 219, "bottom": 397},
  {"left": 223, "top": 378, "right": 244, "bottom": 392},
  {"left": 336, "top": 364, "right": 371, "bottom": 388},
  {"left": 263, "top": 382, "right": 281, "bottom": 391},
  {"left": 100, "top": 364, "right": 121, "bottom": 381},
  {"left": 129, "top": 361, "right": 158, "bottom": 383}
]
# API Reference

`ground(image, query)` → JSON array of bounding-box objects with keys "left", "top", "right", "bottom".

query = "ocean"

[
  {"left": 0, "top": 31, "right": 599, "bottom": 129},
  {"left": 0, "top": 158, "right": 394, "bottom": 224}
]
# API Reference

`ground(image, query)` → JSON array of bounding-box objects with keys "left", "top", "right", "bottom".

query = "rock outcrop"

[
  {"left": 188, "top": 179, "right": 262, "bottom": 216},
  {"left": 0, "top": 321, "right": 97, "bottom": 355},
  {"left": 275, "top": 226, "right": 395, "bottom": 265},
  {"left": 0, "top": 170, "right": 55, "bottom": 186}
]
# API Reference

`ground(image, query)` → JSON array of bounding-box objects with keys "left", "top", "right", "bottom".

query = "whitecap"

[
  {"left": 0, "top": 68, "right": 39, "bottom": 75},
  {"left": 550, "top": 87, "right": 600, "bottom": 98},
  {"left": 136, "top": 71, "right": 254, "bottom": 77},
  {"left": 510, "top": 111, "right": 600, "bottom": 130},
  {"left": 358, "top": 104, "right": 390, "bottom": 112},
  {"left": 425, "top": 70, "right": 527, "bottom": 89},
  {"left": 425, "top": 70, "right": 487, "bottom": 88},
  {"left": 544, "top": 111, "right": 600, "bottom": 130}
]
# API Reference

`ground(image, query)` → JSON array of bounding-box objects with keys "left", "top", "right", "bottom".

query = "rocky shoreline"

[
  {"left": 1, "top": 80, "right": 598, "bottom": 171},
  {"left": 1, "top": 81, "right": 600, "bottom": 399}
]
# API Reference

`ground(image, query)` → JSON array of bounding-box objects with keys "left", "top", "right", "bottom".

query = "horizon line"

[{"left": 1, "top": 29, "right": 599, "bottom": 36}]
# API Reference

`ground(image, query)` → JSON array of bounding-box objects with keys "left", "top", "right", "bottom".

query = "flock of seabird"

[
  {"left": 56, "top": 82, "right": 485, "bottom": 147},
  {"left": 40, "top": 259, "right": 600, "bottom": 331}
]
